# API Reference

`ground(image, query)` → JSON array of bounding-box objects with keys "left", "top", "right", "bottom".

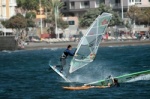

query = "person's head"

[
  {"left": 67, "top": 45, "right": 72, "bottom": 50},
  {"left": 114, "top": 78, "right": 118, "bottom": 84}
]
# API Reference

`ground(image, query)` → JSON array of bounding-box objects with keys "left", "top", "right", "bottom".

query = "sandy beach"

[{"left": 24, "top": 40, "right": 150, "bottom": 50}]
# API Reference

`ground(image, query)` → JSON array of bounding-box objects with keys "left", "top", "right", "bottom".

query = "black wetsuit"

[
  {"left": 113, "top": 83, "right": 120, "bottom": 87},
  {"left": 59, "top": 49, "right": 75, "bottom": 72}
]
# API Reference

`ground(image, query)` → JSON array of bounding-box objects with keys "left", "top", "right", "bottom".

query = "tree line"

[
  {"left": 2, "top": 0, "right": 68, "bottom": 38},
  {"left": 79, "top": 3, "right": 122, "bottom": 28},
  {"left": 127, "top": 5, "right": 150, "bottom": 26},
  {"left": 2, "top": 0, "right": 149, "bottom": 40}
]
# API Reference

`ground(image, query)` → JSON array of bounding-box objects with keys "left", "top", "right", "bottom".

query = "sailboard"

[
  {"left": 62, "top": 85, "right": 108, "bottom": 90},
  {"left": 49, "top": 64, "right": 71, "bottom": 82},
  {"left": 69, "top": 13, "right": 112, "bottom": 73},
  {"left": 84, "top": 70, "right": 150, "bottom": 86}
]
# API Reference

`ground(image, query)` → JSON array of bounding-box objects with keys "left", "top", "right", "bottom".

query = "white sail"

[{"left": 69, "top": 13, "right": 112, "bottom": 73}]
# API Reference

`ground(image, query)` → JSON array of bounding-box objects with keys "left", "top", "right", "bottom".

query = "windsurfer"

[
  {"left": 112, "top": 78, "right": 120, "bottom": 87},
  {"left": 55, "top": 45, "right": 76, "bottom": 73},
  {"left": 107, "top": 75, "right": 120, "bottom": 87}
]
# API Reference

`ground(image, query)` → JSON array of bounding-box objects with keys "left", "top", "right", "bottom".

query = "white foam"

[
  {"left": 2, "top": 50, "right": 11, "bottom": 53},
  {"left": 127, "top": 74, "right": 150, "bottom": 82},
  {"left": 50, "top": 48, "right": 58, "bottom": 51},
  {"left": 42, "top": 48, "right": 49, "bottom": 50}
]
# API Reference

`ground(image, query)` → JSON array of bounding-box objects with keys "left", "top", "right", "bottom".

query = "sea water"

[{"left": 0, "top": 45, "right": 150, "bottom": 99}]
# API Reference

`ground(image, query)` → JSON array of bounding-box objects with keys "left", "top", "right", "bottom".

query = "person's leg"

[{"left": 60, "top": 58, "right": 66, "bottom": 72}]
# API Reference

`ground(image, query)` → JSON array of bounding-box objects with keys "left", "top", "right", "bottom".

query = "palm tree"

[
  {"left": 41, "top": 0, "right": 64, "bottom": 21},
  {"left": 41, "top": 0, "right": 67, "bottom": 38}
]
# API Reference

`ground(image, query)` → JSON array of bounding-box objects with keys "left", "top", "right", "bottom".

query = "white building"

[{"left": 0, "top": 0, "right": 17, "bottom": 36}]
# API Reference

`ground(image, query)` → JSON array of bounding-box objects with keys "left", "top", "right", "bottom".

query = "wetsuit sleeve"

[{"left": 66, "top": 50, "right": 75, "bottom": 56}]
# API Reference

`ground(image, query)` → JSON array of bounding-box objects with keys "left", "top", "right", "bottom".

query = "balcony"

[
  {"left": 110, "top": 3, "right": 128, "bottom": 9},
  {"left": 1, "top": 0, "right": 17, "bottom": 6},
  {"left": 110, "top": 3, "right": 121, "bottom": 8},
  {"left": 135, "top": 2, "right": 142, "bottom": 5},
  {"left": 70, "top": 6, "right": 75, "bottom": 9},
  {"left": 9, "top": 2, "right": 17, "bottom": 6},
  {"left": 80, "top": 5, "right": 90, "bottom": 9}
]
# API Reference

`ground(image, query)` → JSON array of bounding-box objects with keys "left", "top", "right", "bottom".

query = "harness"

[{"left": 61, "top": 51, "right": 68, "bottom": 59}]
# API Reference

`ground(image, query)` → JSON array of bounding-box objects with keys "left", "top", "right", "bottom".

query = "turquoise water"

[{"left": 0, "top": 45, "right": 150, "bottom": 99}]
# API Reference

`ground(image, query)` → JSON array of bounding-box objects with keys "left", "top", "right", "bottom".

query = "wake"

[{"left": 127, "top": 74, "right": 150, "bottom": 82}]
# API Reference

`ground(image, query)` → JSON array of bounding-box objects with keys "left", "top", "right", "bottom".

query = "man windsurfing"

[
  {"left": 107, "top": 75, "right": 120, "bottom": 87},
  {"left": 55, "top": 45, "right": 76, "bottom": 73}
]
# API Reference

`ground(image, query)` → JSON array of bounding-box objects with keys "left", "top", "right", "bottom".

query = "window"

[
  {"left": 135, "top": 0, "right": 141, "bottom": 5},
  {"left": 115, "top": 0, "right": 120, "bottom": 4},
  {"left": 2, "top": 0, "right": 6, "bottom": 4},
  {"left": 135, "top": 0, "right": 141, "bottom": 2},
  {"left": 95, "top": 0, "right": 105, "bottom": 8},
  {"left": 10, "top": 0, "right": 16, "bottom": 4},
  {"left": 95, "top": 0, "right": 100, "bottom": 8},
  {"left": 80, "top": 1, "right": 90, "bottom": 9},
  {"left": 63, "top": 2, "right": 67, "bottom": 10},
  {"left": 10, "top": 7, "right": 12, "bottom": 17},
  {"left": 70, "top": 2, "right": 75, "bottom": 9},
  {"left": 64, "top": 2, "right": 67, "bottom": 6},
  {"left": 68, "top": 21, "right": 75, "bottom": 25},
  {"left": 3, "top": 6, "right": 6, "bottom": 17},
  {"left": 99, "top": 0, "right": 105, "bottom": 3},
  {"left": 0, "top": 31, "right": 4, "bottom": 36},
  {"left": 10, "top": 0, "right": 13, "bottom": 3}
]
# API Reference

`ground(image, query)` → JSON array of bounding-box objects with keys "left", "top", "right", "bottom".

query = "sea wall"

[{"left": 0, "top": 36, "right": 17, "bottom": 51}]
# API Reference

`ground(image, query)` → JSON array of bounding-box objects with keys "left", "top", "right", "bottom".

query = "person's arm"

[
  {"left": 67, "top": 50, "right": 74, "bottom": 56},
  {"left": 66, "top": 48, "right": 77, "bottom": 56},
  {"left": 111, "top": 77, "right": 115, "bottom": 84}
]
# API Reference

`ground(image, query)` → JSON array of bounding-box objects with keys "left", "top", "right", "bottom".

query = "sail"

[
  {"left": 84, "top": 70, "right": 150, "bottom": 86},
  {"left": 69, "top": 13, "right": 112, "bottom": 73}
]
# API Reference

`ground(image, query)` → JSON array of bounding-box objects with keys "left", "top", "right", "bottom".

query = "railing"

[
  {"left": 80, "top": 5, "right": 90, "bottom": 9},
  {"left": 0, "top": 32, "right": 14, "bottom": 36},
  {"left": 110, "top": 3, "right": 121, "bottom": 8},
  {"left": 135, "top": 3, "right": 142, "bottom": 5},
  {"left": 70, "top": 6, "right": 75, "bottom": 9}
]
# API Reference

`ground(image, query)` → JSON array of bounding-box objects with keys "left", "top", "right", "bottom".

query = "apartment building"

[
  {"left": 61, "top": 0, "right": 104, "bottom": 26},
  {"left": 105, "top": 0, "right": 150, "bottom": 18},
  {"left": 61, "top": 0, "right": 104, "bottom": 17},
  {"left": 0, "top": 0, "right": 17, "bottom": 20},
  {"left": 0, "top": 0, "right": 17, "bottom": 36},
  {"left": 61, "top": 0, "right": 150, "bottom": 26},
  {"left": 62, "top": 0, "right": 150, "bottom": 17}
]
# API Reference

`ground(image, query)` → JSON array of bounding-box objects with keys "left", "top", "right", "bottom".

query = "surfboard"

[
  {"left": 85, "top": 70, "right": 150, "bottom": 86},
  {"left": 62, "top": 85, "right": 109, "bottom": 90},
  {"left": 49, "top": 64, "right": 71, "bottom": 82}
]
